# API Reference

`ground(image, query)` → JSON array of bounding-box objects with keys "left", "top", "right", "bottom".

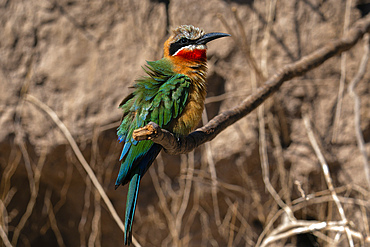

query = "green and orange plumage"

[{"left": 115, "top": 25, "right": 229, "bottom": 245}]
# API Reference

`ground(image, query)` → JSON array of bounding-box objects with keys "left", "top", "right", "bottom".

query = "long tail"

[
  {"left": 124, "top": 144, "right": 162, "bottom": 245},
  {"left": 124, "top": 172, "right": 141, "bottom": 245}
]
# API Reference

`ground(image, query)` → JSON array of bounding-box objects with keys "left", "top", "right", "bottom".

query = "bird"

[{"left": 115, "top": 25, "right": 230, "bottom": 245}]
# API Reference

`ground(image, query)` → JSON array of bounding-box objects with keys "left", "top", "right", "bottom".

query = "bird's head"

[{"left": 164, "top": 25, "right": 230, "bottom": 62}]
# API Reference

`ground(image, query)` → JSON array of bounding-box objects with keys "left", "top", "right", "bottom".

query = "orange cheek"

[{"left": 175, "top": 49, "right": 206, "bottom": 61}]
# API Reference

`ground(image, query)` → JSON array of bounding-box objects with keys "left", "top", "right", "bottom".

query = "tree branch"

[{"left": 133, "top": 14, "right": 370, "bottom": 155}]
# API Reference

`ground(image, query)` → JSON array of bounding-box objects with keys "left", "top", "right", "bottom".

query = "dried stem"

[
  {"left": 260, "top": 220, "right": 356, "bottom": 247},
  {"left": 44, "top": 189, "right": 66, "bottom": 247},
  {"left": 332, "top": 0, "right": 353, "bottom": 143},
  {"left": 227, "top": 201, "right": 238, "bottom": 247},
  {"left": 303, "top": 110, "right": 354, "bottom": 246},
  {"left": 11, "top": 146, "right": 46, "bottom": 246},
  {"left": 256, "top": 192, "right": 369, "bottom": 247},
  {"left": 0, "top": 148, "right": 21, "bottom": 238},
  {"left": 88, "top": 189, "right": 101, "bottom": 247},
  {"left": 148, "top": 165, "right": 177, "bottom": 244},
  {"left": 348, "top": 34, "right": 370, "bottom": 188},
  {"left": 0, "top": 150, "right": 21, "bottom": 203},
  {"left": 40, "top": 153, "right": 73, "bottom": 235},
  {"left": 175, "top": 151, "right": 194, "bottom": 236},
  {"left": 79, "top": 176, "right": 92, "bottom": 247},
  {"left": 0, "top": 223, "right": 11, "bottom": 247},
  {"left": 202, "top": 109, "right": 221, "bottom": 227},
  {"left": 268, "top": 113, "right": 291, "bottom": 204},
  {"left": 183, "top": 154, "right": 200, "bottom": 242},
  {"left": 259, "top": 105, "right": 295, "bottom": 221}
]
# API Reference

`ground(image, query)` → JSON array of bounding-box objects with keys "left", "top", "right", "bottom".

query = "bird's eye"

[{"left": 179, "top": 38, "right": 187, "bottom": 44}]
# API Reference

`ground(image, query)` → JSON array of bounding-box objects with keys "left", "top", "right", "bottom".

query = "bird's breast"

[
  {"left": 170, "top": 79, "right": 207, "bottom": 136},
  {"left": 167, "top": 56, "right": 208, "bottom": 137}
]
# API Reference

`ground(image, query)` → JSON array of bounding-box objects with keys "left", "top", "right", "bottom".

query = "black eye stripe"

[{"left": 169, "top": 38, "right": 197, "bottom": 56}]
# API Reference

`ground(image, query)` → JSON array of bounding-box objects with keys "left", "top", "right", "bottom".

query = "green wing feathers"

[{"left": 116, "top": 58, "right": 191, "bottom": 186}]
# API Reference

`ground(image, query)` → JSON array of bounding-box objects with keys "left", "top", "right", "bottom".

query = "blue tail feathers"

[
  {"left": 121, "top": 143, "right": 162, "bottom": 245},
  {"left": 124, "top": 172, "right": 141, "bottom": 245}
]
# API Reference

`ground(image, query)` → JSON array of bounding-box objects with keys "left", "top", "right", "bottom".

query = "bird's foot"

[{"left": 133, "top": 122, "right": 159, "bottom": 141}]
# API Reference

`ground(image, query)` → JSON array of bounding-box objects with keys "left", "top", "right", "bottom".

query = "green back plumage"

[{"left": 116, "top": 58, "right": 191, "bottom": 186}]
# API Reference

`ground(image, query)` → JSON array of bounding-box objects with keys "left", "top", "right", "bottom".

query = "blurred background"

[{"left": 1, "top": 0, "right": 369, "bottom": 246}]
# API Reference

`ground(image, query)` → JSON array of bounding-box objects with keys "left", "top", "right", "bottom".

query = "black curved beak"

[{"left": 196, "top": 32, "right": 231, "bottom": 45}]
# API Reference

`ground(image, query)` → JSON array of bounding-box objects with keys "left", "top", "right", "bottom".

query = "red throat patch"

[{"left": 175, "top": 48, "right": 206, "bottom": 61}]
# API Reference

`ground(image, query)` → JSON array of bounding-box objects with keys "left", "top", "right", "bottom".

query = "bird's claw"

[{"left": 132, "top": 123, "right": 158, "bottom": 141}]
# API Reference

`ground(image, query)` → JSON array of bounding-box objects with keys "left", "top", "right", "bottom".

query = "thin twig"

[
  {"left": 11, "top": 145, "right": 46, "bottom": 246},
  {"left": 40, "top": 151, "right": 70, "bottom": 235},
  {"left": 260, "top": 220, "right": 357, "bottom": 247},
  {"left": 54, "top": 161, "right": 73, "bottom": 212},
  {"left": 256, "top": 192, "right": 369, "bottom": 246},
  {"left": 44, "top": 189, "right": 66, "bottom": 247},
  {"left": 88, "top": 190, "right": 101, "bottom": 247},
  {"left": 268, "top": 113, "right": 291, "bottom": 204},
  {"left": 17, "top": 140, "right": 35, "bottom": 194},
  {"left": 149, "top": 165, "right": 177, "bottom": 244},
  {"left": 227, "top": 201, "right": 238, "bottom": 247},
  {"left": 312, "top": 231, "right": 338, "bottom": 246},
  {"left": 332, "top": 0, "right": 353, "bottom": 143},
  {"left": 202, "top": 109, "right": 221, "bottom": 227},
  {"left": 24, "top": 94, "right": 142, "bottom": 247},
  {"left": 294, "top": 180, "right": 307, "bottom": 200},
  {"left": 79, "top": 176, "right": 92, "bottom": 247},
  {"left": 236, "top": 157, "right": 266, "bottom": 224},
  {"left": 0, "top": 149, "right": 21, "bottom": 203},
  {"left": 88, "top": 128, "right": 102, "bottom": 247},
  {"left": 259, "top": 107, "right": 295, "bottom": 221},
  {"left": 0, "top": 199, "right": 8, "bottom": 239},
  {"left": 156, "top": 154, "right": 177, "bottom": 200},
  {"left": 183, "top": 154, "right": 200, "bottom": 242},
  {"left": 360, "top": 199, "right": 370, "bottom": 240},
  {"left": 219, "top": 200, "right": 234, "bottom": 237},
  {"left": 224, "top": 198, "right": 255, "bottom": 246},
  {"left": 175, "top": 151, "right": 194, "bottom": 236},
  {"left": 303, "top": 111, "right": 354, "bottom": 247},
  {"left": 348, "top": 34, "right": 370, "bottom": 188},
  {"left": 0, "top": 149, "right": 21, "bottom": 238},
  {"left": 0, "top": 223, "right": 12, "bottom": 247}
]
